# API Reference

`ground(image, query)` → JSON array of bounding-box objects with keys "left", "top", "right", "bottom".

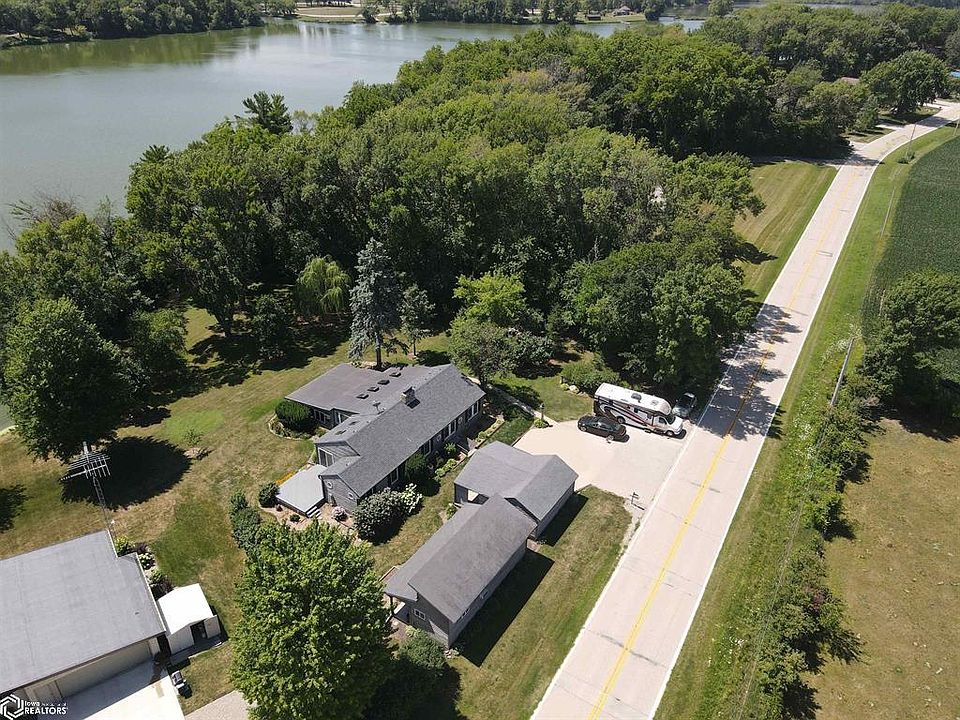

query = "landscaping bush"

[
  {"left": 561, "top": 361, "right": 619, "bottom": 394},
  {"left": 443, "top": 442, "right": 457, "bottom": 459},
  {"left": 258, "top": 481, "right": 278, "bottom": 508},
  {"left": 229, "top": 490, "right": 250, "bottom": 515},
  {"left": 434, "top": 458, "right": 459, "bottom": 481},
  {"left": 365, "top": 629, "right": 447, "bottom": 720},
  {"left": 138, "top": 551, "right": 155, "bottom": 570},
  {"left": 397, "top": 484, "right": 423, "bottom": 514},
  {"left": 275, "top": 399, "right": 316, "bottom": 433},
  {"left": 404, "top": 452, "right": 431, "bottom": 487},
  {"left": 113, "top": 535, "right": 135, "bottom": 556},
  {"left": 147, "top": 568, "right": 172, "bottom": 598},
  {"left": 229, "top": 491, "right": 263, "bottom": 552},
  {"left": 354, "top": 489, "right": 411, "bottom": 542}
]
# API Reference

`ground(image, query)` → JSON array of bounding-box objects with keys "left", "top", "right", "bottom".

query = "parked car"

[
  {"left": 672, "top": 392, "right": 697, "bottom": 419},
  {"left": 577, "top": 415, "right": 627, "bottom": 440}
]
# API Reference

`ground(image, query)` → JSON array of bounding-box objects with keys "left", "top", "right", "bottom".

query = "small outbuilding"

[
  {"left": 157, "top": 584, "right": 221, "bottom": 656},
  {"left": 454, "top": 441, "right": 577, "bottom": 537}
]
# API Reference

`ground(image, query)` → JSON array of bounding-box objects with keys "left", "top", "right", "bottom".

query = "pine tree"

[{"left": 349, "top": 237, "right": 401, "bottom": 369}]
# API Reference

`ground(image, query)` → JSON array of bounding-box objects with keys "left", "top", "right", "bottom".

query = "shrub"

[
  {"left": 275, "top": 399, "right": 316, "bottom": 433},
  {"left": 443, "top": 442, "right": 457, "bottom": 459},
  {"left": 231, "top": 507, "right": 263, "bottom": 552},
  {"left": 258, "top": 481, "right": 278, "bottom": 508},
  {"left": 434, "top": 458, "right": 458, "bottom": 481},
  {"left": 397, "top": 484, "right": 423, "bottom": 514},
  {"left": 113, "top": 535, "right": 135, "bottom": 556},
  {"left": 332, "top": 505, "right": 348, "bottom": 521},
  {"left": 229, "top": 490, "right": 250, "bottom": 515},
  {"left": 148, "top": 568, "right": 172, "bottom": 598},
  {"left": 290, "top": 514, "right": 301, "bottom": 523},
  {"left": 354, "top": 490, "right": 410, "bottom": 542},
  {"left": 138, "top": 551, "right": 155, "bottom": 570},
  {"left": 404, "top": 452, "right": 431, "bottom": 487},
  {"left": 533, "top": 417, "right": 549, "bottom": 428},
  {"left": 561, "top": 361, "right": 619, "bottom": 394}
]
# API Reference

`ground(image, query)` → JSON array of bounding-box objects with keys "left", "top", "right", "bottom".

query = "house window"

[
  {"left": 413, "top": 608, "right": 426, "bottom": 621},
  {"left": 347, "top": 491, "right": 356, "bottom": 500},
  {"left": 420, "top": 441, "right": 431, "bottom": 456},
  {"left": 317, "top": 449, "right": 331, "bottom": 466}
]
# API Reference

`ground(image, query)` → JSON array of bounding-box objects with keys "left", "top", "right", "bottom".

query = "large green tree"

[
  {"left": 1, "top": 298, "right": 131, "bottom": 461},
  {"left": 863, "top": 50, "right": 949, "bottom": 116},
  {"left": 449, "top": 315, "right": 517, "bottom": 385},
  {"left": 349, "top": 238, "right": 402, "bottom": 368},
  {"left": 231, "top": 522, "right": 391, "bottom": 720}
]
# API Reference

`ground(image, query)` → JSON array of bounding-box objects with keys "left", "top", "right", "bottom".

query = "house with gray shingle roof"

[
  {"left": 385, "top": 495, "right": 535, "bottom": 647},
  {"left": 454, "top": 442, "right": 577, "bottom": 537},
  {"left": 278, "top": 363, "right": 485, "bottom": 515}
]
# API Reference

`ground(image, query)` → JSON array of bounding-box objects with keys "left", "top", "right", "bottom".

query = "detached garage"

[{"left": 0, "top": 531, "right": 166, "bottom": 702}]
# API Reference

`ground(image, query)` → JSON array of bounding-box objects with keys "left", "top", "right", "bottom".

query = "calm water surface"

[{"left": 0, "top": 20, "right": 635, "bottom": 246}]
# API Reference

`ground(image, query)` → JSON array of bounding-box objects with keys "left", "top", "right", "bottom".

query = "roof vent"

[
  {"left": 402, "top": 387, "right": 417, "bottom": 406},
  {"left": 367, "top": 386, "right": 379, "bottom": 392},
  {"left": 377, "top": 378, "right": 390, "bottom": 385},
  {"left": 356, "top": 392, "right": 368, "bottom": 399},
  {"left": 389, "top": 369, "right": 402, "bottom": 377},
  {"left": 373, "top": 400, "right": 382, "bottom": 413}
]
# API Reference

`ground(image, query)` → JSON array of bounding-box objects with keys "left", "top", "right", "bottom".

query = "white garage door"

[{"left": 38, "top": 640, "right": 153, "bottom": 700}]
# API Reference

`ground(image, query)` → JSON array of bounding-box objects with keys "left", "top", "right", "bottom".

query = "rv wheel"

[{"left": 615, "top": 415, "right": 626, "bottom": 425}]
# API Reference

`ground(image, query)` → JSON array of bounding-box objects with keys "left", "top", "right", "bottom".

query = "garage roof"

[{"left": 0, "top": 531, "right": 165, "bottom": 693}]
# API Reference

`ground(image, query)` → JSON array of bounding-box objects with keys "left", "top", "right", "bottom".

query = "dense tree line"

[
  {"left": 2, "top": 12, "right": 955, "bottom": 460},
  {"left": 0, "top": 0, "right": 260, "bottom": 42},
  {"left": 702, "top": 3, "right": 960, "bottom": 78}
]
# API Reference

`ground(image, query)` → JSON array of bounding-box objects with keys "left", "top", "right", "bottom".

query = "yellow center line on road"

[{"left": 584, "top": 165, "right": 862, "bottom": 720}]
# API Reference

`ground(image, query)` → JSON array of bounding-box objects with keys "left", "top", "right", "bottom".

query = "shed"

[{"left": 157, "top": 584, "right": 221, "bottom": 655}]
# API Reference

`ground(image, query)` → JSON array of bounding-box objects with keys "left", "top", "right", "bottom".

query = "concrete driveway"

[
  {"left": 515, "top": 420, "right": 685, "bottom": 506},
  {"left": 64, "top": 662, "right": 183, "bottom": 720}
]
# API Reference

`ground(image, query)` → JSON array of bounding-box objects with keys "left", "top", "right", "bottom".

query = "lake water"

[{"left": 0, "top": 19, "right": 654, "bottom": 246}]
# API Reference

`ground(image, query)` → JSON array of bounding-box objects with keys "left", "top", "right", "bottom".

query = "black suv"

[{"left": 577, "top": 415, "right": 627, "bottom": 441}]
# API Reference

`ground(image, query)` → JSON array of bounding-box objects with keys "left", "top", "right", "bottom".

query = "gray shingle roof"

[
  {"left": 455, "top": 442, "right": 577, "bottom": 522},
  {"left": 0, "top": 531, "right": 165, "bottom": 693},
  {"left": 317, "top": 365, "right": 484, "bottom": 497},
  {"left": 286, "top": 363, "right": 437, "bottom": 416},
  {"left": 385, "top": 496, "right": 534, "bottom": 621}
]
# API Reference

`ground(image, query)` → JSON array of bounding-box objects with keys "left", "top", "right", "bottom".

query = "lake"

[{"left": 0, "top": 19, "right": 665, "bottom": 247}]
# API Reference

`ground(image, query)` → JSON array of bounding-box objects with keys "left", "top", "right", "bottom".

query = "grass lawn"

[
  {"left": 655, "top": 127, "right": 960, "bottom": 719},
  {"left": 416, "top": 486, "right": 632, "bottom": 720},
  {"left": 811, "top": 416, "right": 960, "bottom": 719},
  {"left": 736, "top": 159, "right": 838, "bottom": 300}
]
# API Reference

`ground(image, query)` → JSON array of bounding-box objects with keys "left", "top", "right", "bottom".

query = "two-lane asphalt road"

[{"left": 533, "top": 102, "right": 960, "bottom": 720}]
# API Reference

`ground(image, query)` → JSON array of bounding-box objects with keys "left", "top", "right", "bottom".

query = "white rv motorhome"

[{"left": 593, "top": 383, "right": 685, "bottom": 437}]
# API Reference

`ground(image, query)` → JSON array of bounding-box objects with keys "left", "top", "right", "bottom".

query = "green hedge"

[
  {"left": 275, "top": 399, "right": 316, "bottom": 433},
  {"left": 561, "top": 361, "right": 619, "bottom": 394}
]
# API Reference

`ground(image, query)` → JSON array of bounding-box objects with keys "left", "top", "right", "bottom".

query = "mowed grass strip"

[
  {"left": 418, "top": 486, "right": 632, "bottom": 720},
  {"left": 655, "top": 127, "right": 960, "bottom": 719},
  {"left": 737, "top": 159, "right": 837, "bottom": 300}
]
